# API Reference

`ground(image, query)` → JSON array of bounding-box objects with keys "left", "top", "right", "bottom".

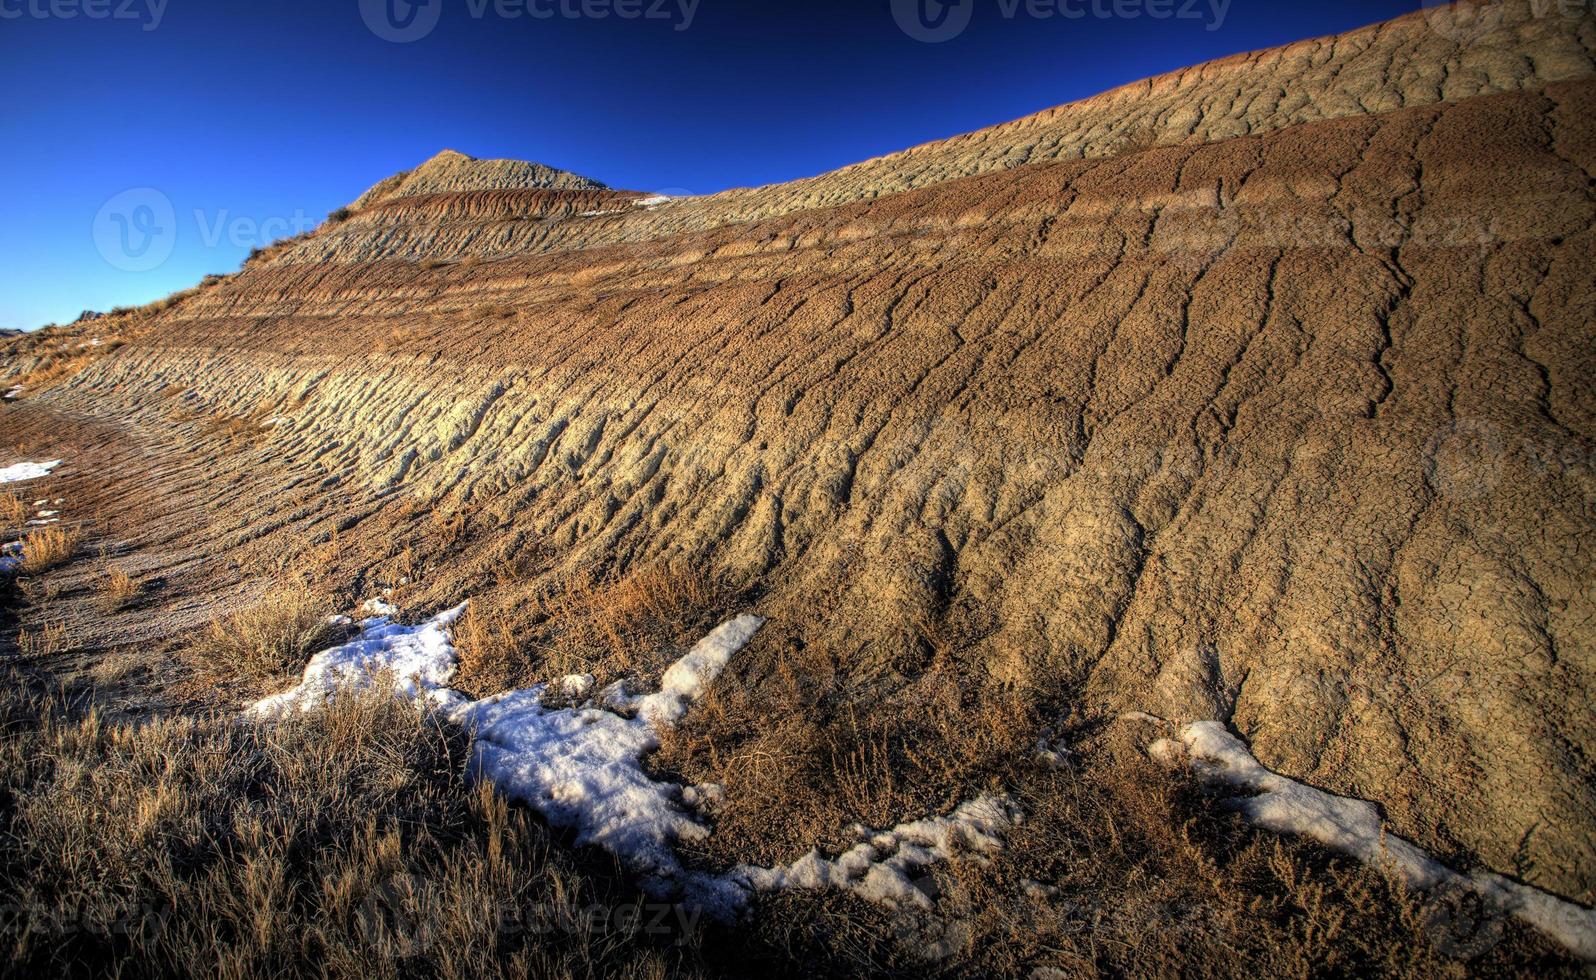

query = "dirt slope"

[{"left": 7, "top": 2, "right": 1595, "bottom": 903}]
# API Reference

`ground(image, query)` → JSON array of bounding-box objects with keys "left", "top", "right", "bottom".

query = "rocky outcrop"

[{"left": 350, "top": 149, "right": 606, "bottom": 210}]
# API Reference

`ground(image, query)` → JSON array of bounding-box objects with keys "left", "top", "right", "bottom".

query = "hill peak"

[{"left": 351, "top": 149, "right": 606, "bottom": 209}]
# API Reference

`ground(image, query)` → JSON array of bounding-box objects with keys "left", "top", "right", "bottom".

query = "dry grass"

[
  {"left": 1, "top": 675, "right": 1577, "bottom": 980},
  {"left": 659, "top": 633, "right": 1036, "bottom": 860},
  {"left": 17, "top": 621, "right": 68, "bottom": 658},
  {"left": 5, "top": 351, "right": 96, "bottom": 394},
  {"left": 542, "top": 563, "right": 721, "bottom": 673},
  {"left": 705, "top": 725, "right": 1582, "bottom": 978},
  {"left": 0, "top": 647, "right": 1581, "bottom": 978},
  {"left": 100, "top": 566, "right": 139, "bottom": 610},
  {"left": 453, "top": 561, "right": 725, "bottom": 696},
  {"left": 18, "top": 525, "right": 81, "bottom": 574},
  {"left": 0, "top": 492, "right": 26, "bottom": 530},
  {"left": 454, "top": 603, "right": 530, "bottom": 695},
  {"left": 372, "top": 324, "right": 424, "bottom": 355},
  {"left": 187, "top": 581, "right": 340, "bottom": 682},
  {"left": 0, "top": 681, "right": 710, "bottom": 980}
]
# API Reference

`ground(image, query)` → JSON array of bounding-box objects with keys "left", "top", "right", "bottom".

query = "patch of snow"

[
  {"left": 0, "top": 460, "right": 61, "bottom": 484},
  {"left": 250, "top": 604, "right": 468, "bottom": 717},
  {"left": 681, "top": 783, "right": 724, "bottom": 811},
  {"left": 24, "top": 519, "right": 59, "bottom": 527},
  {"left": 633, "top": 195, "right": 673, "bottom": 208},
  {"left": 1034, "top": 731, "right": 1073, "bottom": 768},
  {"left": 361, "top": 597, "right": 400, "bottom": 618},
  {"left": 559, "top": 674, "right": 595, "bottom": 698},
  {"left": 731, "top": 797, "right": 1017, "bottom": 909},
  {"left": 3, "top": 387, "right": 22, "bottom": 400},
  {"left": 261, "top": 416, "right": 291, "bottom": 428},
  {"left": 452, "top": 616, "right": 765, "bottom": 907},
  {"left": 636, "top": 615, "right": 763, "bottom": 726},
  {"left": 36, "top": 510, "right": 58, "bottom": 518},
  {"left": 1163, "top": 721, "right": 1596, "bottom": 962}
]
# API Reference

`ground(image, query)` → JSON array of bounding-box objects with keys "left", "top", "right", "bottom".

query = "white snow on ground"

[
  {"left": 250, "top": 607, "right": 1014, "bottom": 919},
  {"left": 632, "top": 195, "right": 672, "bottom": 207},
  {"left": 451, "top": 616, "right": 765, "bottom": 906},
  {"left": 731, "top": 797, "right": 1017, "bottom": 909},
  {"left": 3, "top": 387, "right": 22, "bottom": 400},
  {"left": 1158, "top": 721, "right": 1596, "bottom": 962},
  {"left": 251, "top": 604, "right": 469, "bottom": 717},
  {"left": 0, "top": 460, "right": 61, "bottom": 484},
  {"left": 361, "top": 597, "right": 400, "bottom": 618}
]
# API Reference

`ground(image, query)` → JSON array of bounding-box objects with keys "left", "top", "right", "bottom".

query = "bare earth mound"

[{"left": 4, "top": 0, "right": 1594, "bottom": 914}]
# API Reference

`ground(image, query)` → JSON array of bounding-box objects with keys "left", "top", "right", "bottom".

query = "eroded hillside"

[{"left": 5, "top": 0, "right": 1595, "bottom": 919}]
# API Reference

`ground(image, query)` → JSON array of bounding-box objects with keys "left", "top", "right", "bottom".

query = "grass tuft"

[
  {"left": 189, "top": 582, "right": 339, "bottom": 682},
  {"left": 100, "top": 566, "right": 139, "bottom": 610},
  {"left": 0, "top": 492, "right": 27, "bottom": 530},
  {"left": 19, "top": 525, "right": 81, "bottom": 574}
]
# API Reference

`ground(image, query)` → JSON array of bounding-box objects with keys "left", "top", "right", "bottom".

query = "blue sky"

[{"left": 0, "top": 0, "right": 1422, "bottom": 330}]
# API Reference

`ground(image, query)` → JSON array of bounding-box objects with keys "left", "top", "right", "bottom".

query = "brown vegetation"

[
  {"left": 100, "top": 566, "right": 139, "bottom": 609},
  {"left": 0, "top": 678, "right": 1579, "bottom": 979},
  {"left": 17, "top": 621, "right": 68, "bottom": 658},
  {"left": 0, "top": 493, "right": 26, "bottom": 530},
  {"left": 0, "top": 682, "right": 707, "bottom": 980},
  {"left": 187, "top": 581, "right": 339, "bottom": 682},
  {"left": 18, "top": 525, "right": 81, "bottom": 574},
  {"left": 454, "top": 561, "right": 725, "bottom": 696}
]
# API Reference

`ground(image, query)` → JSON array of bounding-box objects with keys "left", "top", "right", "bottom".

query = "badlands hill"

[{"left": 3, "top": 0, "right": 1594, "bottom": 920}]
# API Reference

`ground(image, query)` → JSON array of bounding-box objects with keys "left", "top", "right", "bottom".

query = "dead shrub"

[
  {"left": 372, "top": 324, "right": 421, "bottom": 355},
  {"left": 19, "top": 525, "right": 81, "bottom": 574},
  {"left": 196, "top": 411, "right": 266, "bottom": 451},
  {"left": 0, "top": 492, "right": 26, "bottom": 529},
  {"left": 469, "top": 302, "right": 516, "bottom": 320},
  {"left": 101, "top": 566, "right": 139, "bottom": 609},
  {"left": 189, "top": 582, "right": 339, "bottom": 682},
  {"left": 17, "top": 621, "right": 68, "bottom": 657},
  {"left": 454, "top": 603, "right": 533, "bottom": 696},
  {"left": 541, "top": 562, "right": 721, "bottom": 675}
]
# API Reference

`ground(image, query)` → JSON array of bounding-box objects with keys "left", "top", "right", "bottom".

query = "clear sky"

[{"left": 0, "top": 0, "right": 1425, "bottom": 330}]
